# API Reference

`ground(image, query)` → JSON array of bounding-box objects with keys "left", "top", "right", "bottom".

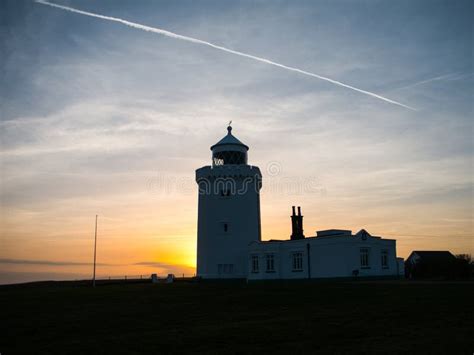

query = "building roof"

[
  {"left": 355, "top": 229, "right": 371, "bottom": 237},
  {"left": 210, "top": 126, "right": 249, "bottom": 151},
  {"left": 409, "top": 251, "right": 456, "bottom": 263},
  {"left": 317, "top": 229, "right": 352, "bottom": 237},
  {"left": 263, "top": 228, "right": 395, "bottom": 242}
]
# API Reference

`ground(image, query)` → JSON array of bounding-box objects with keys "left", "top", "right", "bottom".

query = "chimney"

[
  {"left": 291, "top": 206, "right": 297, "bottom": 238},
  {"left": 290, "top": 206, "right": 305, "bottom": 240}
]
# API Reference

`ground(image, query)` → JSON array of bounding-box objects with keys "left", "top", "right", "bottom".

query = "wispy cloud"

[
  {"left": 134, "top": 261, "right": 192, "bottom": 268},
  {"left": 395, "top": 72, "right": 473, "bottom": 91},
  {"left": 134, "top": 261, "right": 171, "bottom": 267},
  {"left": 0, "top": 258, "right": 113, "bottom": 266},
  {"left": 34, "top": 0, "right": 415, "bottom": 110},
  {"left": 0, "top": 258, "right": 193, "bottom": 270}
]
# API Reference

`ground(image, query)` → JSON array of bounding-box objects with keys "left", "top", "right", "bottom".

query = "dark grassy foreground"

[{"left": 1, "top": 280, "right": 473, "bottom": 354}]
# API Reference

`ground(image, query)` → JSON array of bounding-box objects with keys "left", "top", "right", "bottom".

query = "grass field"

[{"left": 1, "top": 280, "right": 473, "bottom": 354}]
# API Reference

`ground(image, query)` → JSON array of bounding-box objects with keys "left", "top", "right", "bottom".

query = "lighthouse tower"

[{"left": 195, "top": 125, "right": 262, "bottom": 279}]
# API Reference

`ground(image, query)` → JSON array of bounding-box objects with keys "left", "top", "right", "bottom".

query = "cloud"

[
  {"left": 134, "top": 261, "right": 193, "bottom": 268},
  {"left": 0, "top": 271, "right": 91, "bottom": 285},
  {"left": 0, "top": 259, "right": 194, "bottom": 271},
  {"left": 0, "top": 258, "right": 195, "bottom": 279},
  {"left": 134, "top": 261, "right": 174, "bottom": 267},
  {"left": 0, "top": 258, "right": 113, "bottom": 266}
]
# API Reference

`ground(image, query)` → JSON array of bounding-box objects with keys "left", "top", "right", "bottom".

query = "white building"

[
  {"left": 248, "top": 222, "right": 405, "bottom": 280},
  {"left": 196, "top": 126, "right": 404, "bottom": 280}
]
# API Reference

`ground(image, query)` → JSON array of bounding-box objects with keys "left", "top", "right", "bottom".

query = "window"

[
  {"left": 213, "top": 151, "right": 247, "bottom": 165},
  {"left": 381, "top": 250, "right": 388, "bottom": 269},
  {"left": 360, "top": 248, "right": 370, "bottom": 268},
  {"left": 220, "top": 221, "right": 230, "bottom": 234},
  {"left": 220, "top": 189, "right": 231, "bottom": 197},
  {"left": 251, "top": 255, "right": 259, "bottom": 273},
  {"left": 213, "top": 157, "right": 224, "bottom": 166},
  {"left": 218, "top": 264, "right": 234, "bottom": 274},
  {"left": 266, "top": 254, "right": 275, "bottom": 272},
  {"left": 224, "top": 264, "right": 233, "bottom": 274},
  {"left": 292, "top": 252, "right": 303, "bottom": 271}
]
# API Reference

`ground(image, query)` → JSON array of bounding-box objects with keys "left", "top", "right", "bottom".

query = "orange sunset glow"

[{"left": 1, "top": 0, "right": 472, "bottom": 285}]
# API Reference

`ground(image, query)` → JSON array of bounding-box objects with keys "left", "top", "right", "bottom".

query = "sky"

[{"left": 0, "top": 0, "right": 472, "bottom": 284}]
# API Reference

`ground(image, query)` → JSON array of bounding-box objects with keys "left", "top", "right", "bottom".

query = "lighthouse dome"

[{"left": 210, "top": 125, "right": 248, "bottom": 166}]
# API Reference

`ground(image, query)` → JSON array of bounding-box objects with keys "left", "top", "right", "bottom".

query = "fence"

[
  {"left": 99, "top": 274, "right": 195, "bottom": 279},
  {"left": 86, "top": 274, "right": 197, "bottom": 283}
]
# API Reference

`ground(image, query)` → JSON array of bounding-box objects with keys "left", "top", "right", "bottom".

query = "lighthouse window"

[
  {"left": 266, "top": 254, "right": 275, "bottom": 272},
  {"left": 224, "top": 264, "right": 233, "bottom": 274},
  {"left": 220, "top": 189, "right": 231, "bottom": 197},
  {"left": 220, "top": 221, "right": 230, "bottom": 234},
  {"left": 292, "top": 252, "right": 303, "bottom": 271},
  {"left": 218, "top": 264, "right": 234, "bottom": 274},
  {"left": 213, "top": 157, "right": 225, "bottom": 166},
  {"left": 212, "top": 151, "right": 247, "bottom": 165}
]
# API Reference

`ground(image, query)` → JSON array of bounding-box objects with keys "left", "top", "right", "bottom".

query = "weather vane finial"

[
  {"left": 227, "top": 120, "right": 232, "bottom": 134},
  {"left": 228, "top": 120, "right": 232, "bottom": 127}
]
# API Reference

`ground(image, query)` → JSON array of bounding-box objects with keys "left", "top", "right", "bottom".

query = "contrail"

[
  {"left": 35, "top": 0, "right": 416, "bottom": 110},
  {"left": 395, "top": 72, "right": 461, "bottom": 91}
]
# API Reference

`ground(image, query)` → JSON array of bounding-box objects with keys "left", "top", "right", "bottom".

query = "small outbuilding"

[{"left": 405, "top": 251, "right": 457, "bottom": 279}]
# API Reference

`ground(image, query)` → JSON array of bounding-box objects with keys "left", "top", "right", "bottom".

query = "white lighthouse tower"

[{"left": 195, "top": 125, "right": 262, "bottom": 279}]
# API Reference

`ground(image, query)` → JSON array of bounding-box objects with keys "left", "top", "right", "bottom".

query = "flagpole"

[{"left": 93, "top": 214, "right": 98, "bottom": 287}]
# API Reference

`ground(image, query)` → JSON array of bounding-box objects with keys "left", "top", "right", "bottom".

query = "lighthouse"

[{"left": 195, "top": 125, "right": 262, "bottom": 279}]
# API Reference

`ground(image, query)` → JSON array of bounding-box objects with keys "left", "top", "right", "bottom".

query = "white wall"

[
  {"left": 196, "top": 165, "right": 262, "bottom": 279},
  {"left": 248, "top": 233, "right": 399, "bottom": 280}
]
